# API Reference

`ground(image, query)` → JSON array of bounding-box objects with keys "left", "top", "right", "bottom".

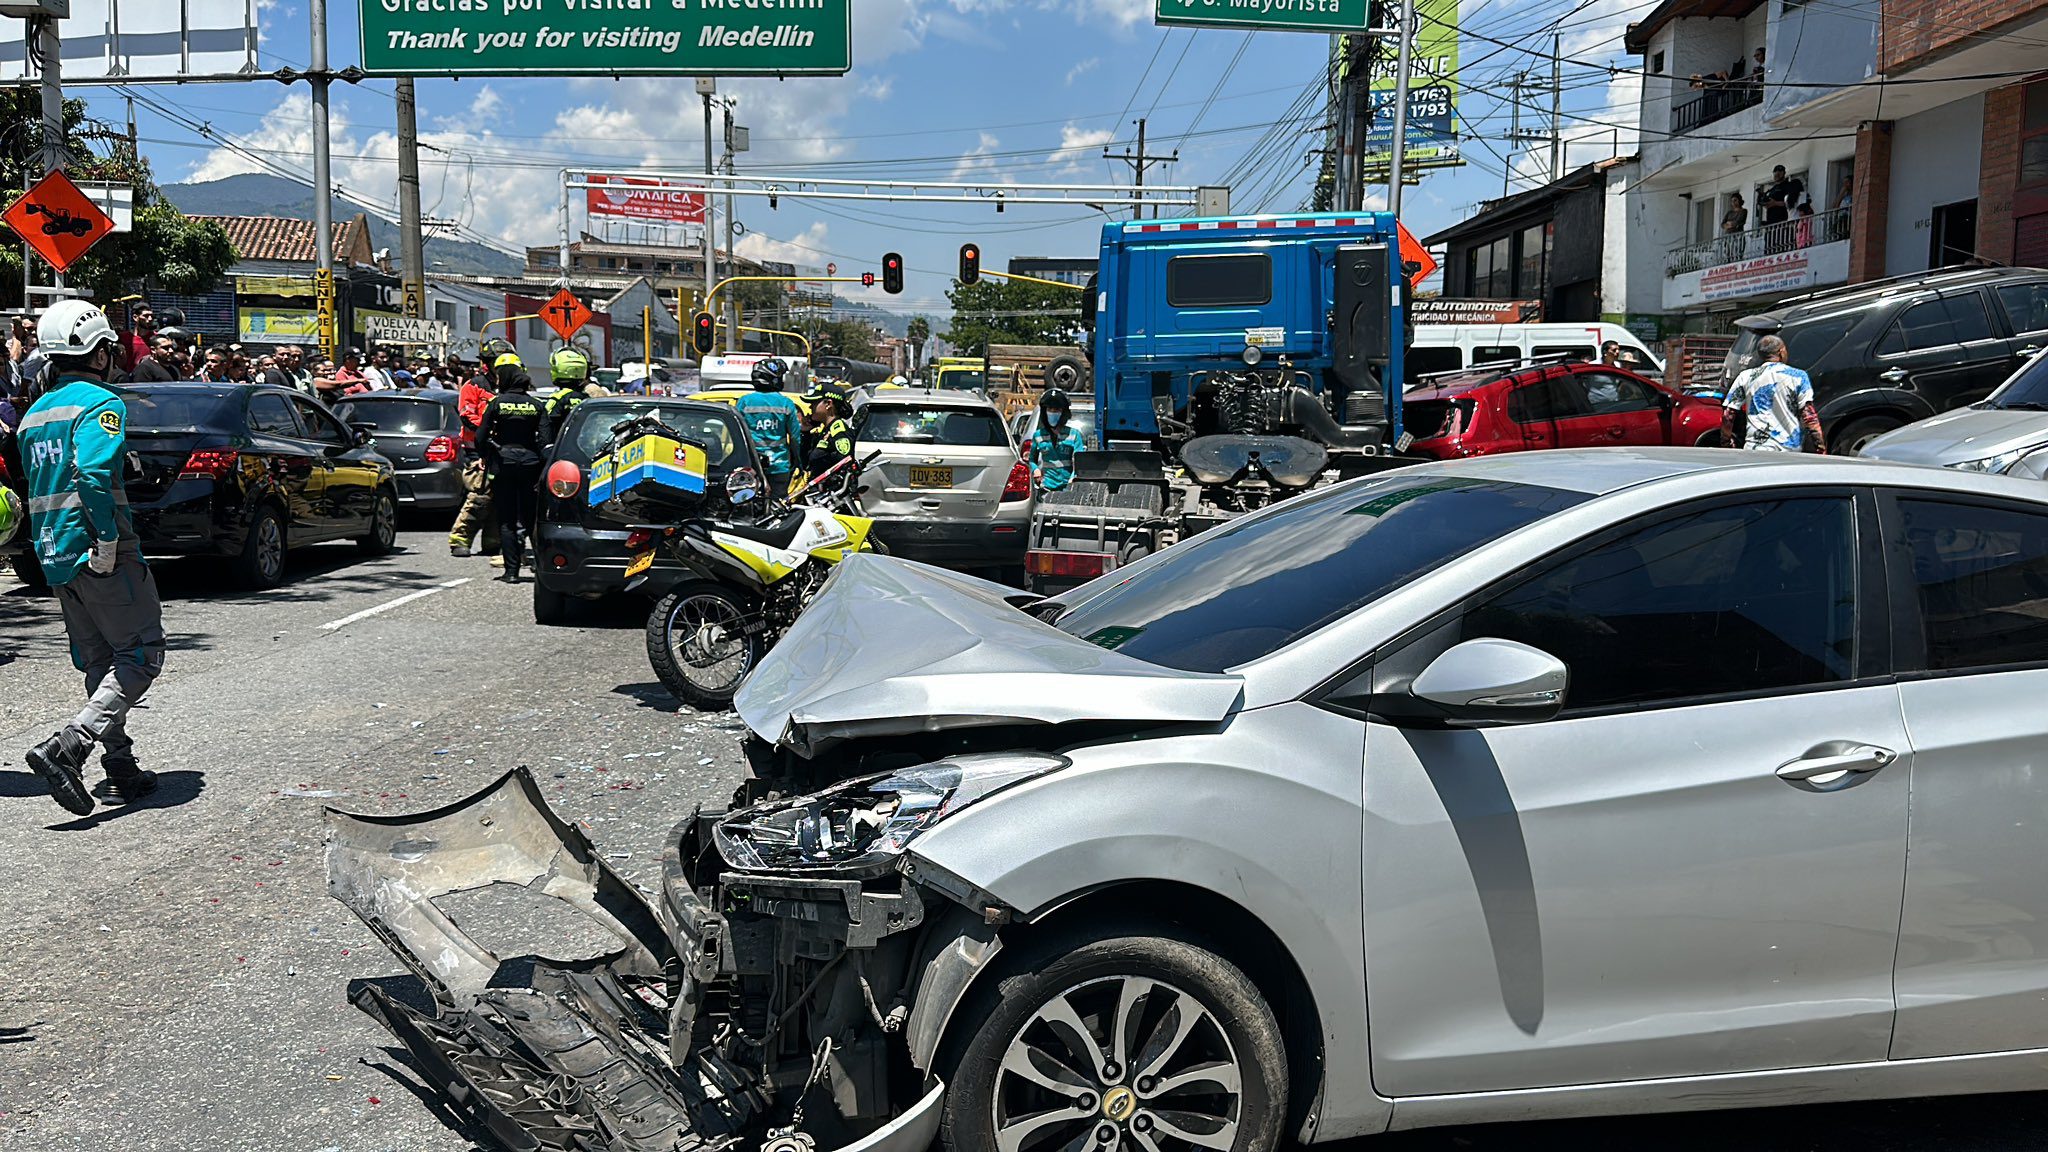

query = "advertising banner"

[
  {"left": 586, "top": 176, "right": 709, "bottom": 225},
  {"left": 240, "top": 307, "right": 320, "bottom": 344},
  {"left": 359, "top": 0, "right": 852, "bottom": 76},
  {"left": 1701, "top": 251, "right": 1813, "bottom": 302},
  {"left": 1365, "top": 0, "right": 1464, "bottom": 172}
]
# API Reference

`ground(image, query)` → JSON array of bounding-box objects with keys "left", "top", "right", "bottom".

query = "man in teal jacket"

[{"left": 19, "top": 300, "right": 167, "bottom": 817}]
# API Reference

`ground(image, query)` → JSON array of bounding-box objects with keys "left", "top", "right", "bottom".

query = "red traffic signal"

[
  {"left": 957, "top": 244, "right": 980, "bottom": 286},
  {"left": 882, "top": 252, "right": 904, "bottom": 294},
  {"left": 691, "top": 310, "right": 715, "bottom": 355},
  {"left": 861, "top": 272, "right": 876, "bottom": 287}
]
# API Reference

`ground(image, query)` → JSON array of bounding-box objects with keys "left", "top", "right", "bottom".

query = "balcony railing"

[
  {"left": 1664, "top": 206, "right": 1852, "bottom": 277},
  {"left": 1671, "top": 81, "right": 1763, "bottom": 134}
]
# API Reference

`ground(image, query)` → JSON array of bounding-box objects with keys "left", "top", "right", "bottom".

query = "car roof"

[
  {"left": 1421, "top": 445, "right": 2048, "bottom": 501},
  {"left": 1742, "top": 266, "right": 2044, "bottom": 326},
  {"left": 344, "top": 389, "right": 457, "bottom": 402},
  {"left": 864, "top": 389, "right": 1000, "bottom": 410}
]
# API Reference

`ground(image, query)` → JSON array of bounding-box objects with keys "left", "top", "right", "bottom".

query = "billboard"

[
  {"left": 359, "top": 0, "right": 851, "bottom": 77},
  {"left": 0, "top": 0, "right": 259, "bottom": 80},
  {"left": 586, "top": 176, "right": 709, "bottom": 225},
  {"left": 1364, "top": 0, "right": 1464, "bottom": 173}
]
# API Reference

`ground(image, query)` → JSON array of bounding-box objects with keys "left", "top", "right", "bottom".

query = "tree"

[
  {"left": 1, "top": 92, "right": 237, "bottom": 311},
  {"left": 906, "top": 315, "right": 930, "bottom": 368},
  {"left": 810, "top": 318, "right": 878, "bottom": 362},
  {"left": 942, "top": 279, "right": 1083, "bottom": 352}
]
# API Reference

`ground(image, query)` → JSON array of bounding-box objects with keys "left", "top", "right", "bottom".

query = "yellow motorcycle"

[{"left": 599, "top": 418, "right": 880, "bottom": 710}]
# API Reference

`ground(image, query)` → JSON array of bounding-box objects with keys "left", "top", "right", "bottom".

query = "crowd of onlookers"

[{"left": 3, "top": 301, "right": 488, "bottom": 426}]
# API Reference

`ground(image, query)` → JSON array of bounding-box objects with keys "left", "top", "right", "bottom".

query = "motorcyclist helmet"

[
  {"left": 481, "top": 336, "right": 516, "bottom": 362},
  {"left": 492, "top": 352, "right": 525, "bottom": 389},
  {"left": 751, "top": 357, "right": 789, "bottom": 392},
  {"left": 0, "top": 486, "right": 22, "bottom": 548},
  {"left": 549, "top": 346, "right": 590, "bottom": 382}
]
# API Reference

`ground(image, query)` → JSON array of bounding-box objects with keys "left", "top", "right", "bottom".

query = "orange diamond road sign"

[
  {"left": 541, "top": 288, "right": 593, "bottom": 341},
  {"left": 3, "top": 170, "right": 117, "bottom": 274}
]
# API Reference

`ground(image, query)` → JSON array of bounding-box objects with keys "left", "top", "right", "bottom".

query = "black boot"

[
  {"left": 94, "top": 752, "right": 158, "bottom": 803},
  {"left": 26, "top": 727, "right": 95, "bottom": 816}
]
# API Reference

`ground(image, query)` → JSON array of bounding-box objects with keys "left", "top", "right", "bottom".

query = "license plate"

[
  {"left": 625, "top": 550, "right": 655, "bottom": 578},
  {"left": 909, "top": 466, "right": 953, "bottom": 489}
]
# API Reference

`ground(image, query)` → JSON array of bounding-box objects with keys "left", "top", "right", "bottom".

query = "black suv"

[{"left": 1728, "top": 266, "right": 2048, "bottom": 453}]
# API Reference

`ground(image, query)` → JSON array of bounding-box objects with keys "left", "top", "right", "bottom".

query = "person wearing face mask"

[{"left": 1024, "top": 389, "right": 1085, "bottom": 494}]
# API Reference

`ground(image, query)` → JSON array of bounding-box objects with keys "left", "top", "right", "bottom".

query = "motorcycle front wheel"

[{"left": 645, "top": 581, "right": 768, "bottom": 711}]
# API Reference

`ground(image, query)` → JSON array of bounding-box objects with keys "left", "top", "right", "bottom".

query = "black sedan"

[
  {"left": 121, "top": 383, "right": 398, "bottom": 588},
  {"left": 333, "top": 389, "right": 464, "bottom": 512}
]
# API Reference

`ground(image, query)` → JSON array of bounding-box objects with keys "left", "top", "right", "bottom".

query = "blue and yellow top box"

[{"left": 588, "top": 434, "right": 709, "bottom": 506}]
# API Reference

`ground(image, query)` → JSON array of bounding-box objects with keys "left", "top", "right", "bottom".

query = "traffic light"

[
  {"left": 957, "top": 244, "right": 980, "bottom": 285},
  {"left": 882, "top": 252, "right": 904, "bottom": 294},
  {"left": 691, "top": 310, "right": 715, "bottom": 355}
]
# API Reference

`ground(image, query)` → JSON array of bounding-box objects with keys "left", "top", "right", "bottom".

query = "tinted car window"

[
  {"left": 1880, "top": 295, "right": 1994, "bottom": 354},
  {"left": 1899, "top": 498, "right": 2048, "bottom": 671},
  {"left": 1051, "top": 475, "right": 1590, "bottom": 673},
  {"left": 1784, "top": 314, "right": 1857, "bottom": 368},
  {"left": 120, "top": 388, "right": 234, "bottom": 429},
  {"left": 335, "top": 398, "right": 450, "bottom": 433},
  {"left": 1996, "top": 283, "right": 2048, "bottom": 336},
  {"left": 1576, "top": 372, "right": 1660, "bottom": 413},
  {"left": 1464, "top": 498, "right": 1858, "bottom": 710},
  {"left": 859, "top": 406, "right": 1006, "bottom": 447},
  {"left": 1990, "top": 352, "right": 2048, "bottom": 409},
  {"left": 292, "top": 398, "right": 348, "bottom": 445},
  {"left": 1507, "top": 376, "right": 1586, "bottom": 422},
  {"left": 566, "top": 405, "right": 746, "bottom": 468},
  {"left": 1165, "top": 254, "right": 1272, "bottom": 308},
  {"left": 247, "top": 393, "right": 300, "bottom": 436},
  {"left": 1407, "top": 346, "right": 1463, "bottom": 379}
]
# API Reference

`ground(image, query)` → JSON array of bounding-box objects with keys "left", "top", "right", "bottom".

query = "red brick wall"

[
  {"left": 1849, "top": 120, "right": 1893, "bottom": 282},
  {"left": 1980, "top": 83, "right": 2026, "bottom": 265},
  {"left": 1882, "top": 0, "right": 2048, "bottom": 71}
]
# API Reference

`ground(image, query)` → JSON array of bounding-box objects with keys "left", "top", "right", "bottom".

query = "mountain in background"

[{"left": 159, "top": 173, "right": 526, "bottom": 278}]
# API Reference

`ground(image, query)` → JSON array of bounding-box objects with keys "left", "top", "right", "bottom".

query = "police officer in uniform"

[
  {"left": 804, "top": 390, "right": 855, "bottom": 477},
  {"left": 18, "top": 301, "right": 169, "bottom": 816},
  {"left": 474, "top": 359, "right": 547, "bottom": 582},
  {"left": 735, "top": 358, "right": 804, "bottom": 494}
]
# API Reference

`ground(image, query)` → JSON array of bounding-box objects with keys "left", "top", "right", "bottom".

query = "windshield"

[
  {"left": 1051, "top": 474, "right": 1590, "bottom": 672},
  {"left": 1990, "top": 351, "right": 2048, "bottom": 409},
  {"left": 334, "top": 398, "right": 449, "bottom": 434},
  {"left": 859, "top": 405, "right": 1007, "bottom": 447},
  {"left": 938, "top": 369, "right": 985, "bottom": 391},
  {"left": 565, "top": 404, "right": 747, "bottom": 469},
  {"left": 119, "top": 387, "right": 235, "bottom": 430}
]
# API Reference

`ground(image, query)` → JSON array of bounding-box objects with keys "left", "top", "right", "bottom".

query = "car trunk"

[
  {"left": 1402, "top": 397, "right": 1474, "bottom": 442},
  {"left": 122, "top": 430, "right": 223, "bottom": 503},
  {"left": 336, "top": 399, "right": 450, "bottom": 468},
  {"left": 857, "top": 405, "right": 1017, "bottom": 519}
]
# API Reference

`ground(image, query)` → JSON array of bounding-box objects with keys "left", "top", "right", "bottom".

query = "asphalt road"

[{"left": 1, "top": 528, "right": 2044, "bottom": 1151}]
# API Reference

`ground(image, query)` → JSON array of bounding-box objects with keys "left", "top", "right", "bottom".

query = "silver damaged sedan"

[{"left": 328, "top": 447, "right": 2048, "bottom": 1152}]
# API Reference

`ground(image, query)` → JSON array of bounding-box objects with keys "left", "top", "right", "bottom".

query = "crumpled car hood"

[{"left": 736, "top": 554, "right": 1244, "bottom": 756}]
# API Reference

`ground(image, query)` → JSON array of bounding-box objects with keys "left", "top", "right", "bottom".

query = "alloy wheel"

[
  {"left": 666, "top": 593, "right": 753, "bottom": 694},
  {"left": 374, "top": 494, "right": 396, "bottom": 548},
  {"left": 257, "top": 517, "right": 284, "bottom": 581},
  {"left": 991, "top": 976, "right": 1242, "bottom": 1152}
]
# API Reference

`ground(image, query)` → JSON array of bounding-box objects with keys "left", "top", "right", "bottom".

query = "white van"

[
  {"left": 698, "top": 354, "right": 810, "bottom": 391},
  {"left": 1405, "top": 322, "right": 1663, "bottom": 384}
]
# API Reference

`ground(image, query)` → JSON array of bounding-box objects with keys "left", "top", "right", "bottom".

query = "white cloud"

[
  {"left": 736, "top": 220, "right": 834, "bottom": 272},
  {"left": 1065, "top": 57, "right": 1100, "bottom": 85},
  {"left": 949, "top": 132, "right": 1004, "bottom": 181}
]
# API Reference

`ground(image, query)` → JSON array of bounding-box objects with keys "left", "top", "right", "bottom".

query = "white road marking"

[{"left": 320, "top": 578, "right": 472, "bottom": 631}]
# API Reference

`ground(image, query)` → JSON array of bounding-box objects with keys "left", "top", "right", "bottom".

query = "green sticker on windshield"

[{"left": 1084, "top": 625, "right": 1143, "bottom": 651}]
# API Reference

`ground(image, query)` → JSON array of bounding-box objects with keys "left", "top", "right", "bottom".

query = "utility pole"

[
  {"left": 697, "top": 77, "right": 716, "bottom": 348},
  {"left": 395, "top": 78, "right": 426, "bottom": 321},
  {"left": 1387, "top": 0, "right": 1414, "bottom": 216},
  {"left": 1103, "top": 117, "right": 1178, "bottom": 219},
  {"left": 1550, "top": 32, "right": 1563, "bottom": 181},
  {"left": 309, "top": 0, "right": 336, "bottom": 359},
  {"left": 722, "top": 102, "right": 739, "bottom": 349}
]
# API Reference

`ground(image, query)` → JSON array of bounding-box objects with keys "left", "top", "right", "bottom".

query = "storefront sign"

[
  {"left": 240, "top": 307, "right": 320, "bottom": 343},
  {"left": 238, "top": 274, "right": 314, "bottom": 299},
  {"left": 1412, "top": 298, "right": 1543, "bottom": 324},
  {"left": 1701, "top": 251, "right": 1813, "bottom": 302},
  {"left": 365, "top": 315, "right": 448, "bottom": 345}
]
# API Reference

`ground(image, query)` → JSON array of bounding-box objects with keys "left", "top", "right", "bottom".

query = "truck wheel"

[
  {"left": 645, "top": 582, "right": 765, "bottom": 711},
  {"left": 1045, "top": 355, "right": 1089, "bottom": 393},
  {"left": 938, "top": 927, "right": 1287, "bottom": 1152}
]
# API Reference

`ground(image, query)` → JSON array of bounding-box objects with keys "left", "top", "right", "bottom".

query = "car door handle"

[
  {"left": 2020, "top": 345, "right": 2043, "bottom": 358},
  {"left": 1880, "top": 367, "right": 1910, "bottom": 383},
  {"left": 1777, "top": 745, "right": 1895, "bottom": 782}
]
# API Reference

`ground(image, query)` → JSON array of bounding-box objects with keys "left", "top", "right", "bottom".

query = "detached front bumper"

[{"left": 326, "top": 768, "right": 957, "bottom": 1152}]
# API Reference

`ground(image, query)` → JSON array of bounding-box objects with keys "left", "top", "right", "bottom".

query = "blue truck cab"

[{"left": 1088, "top": 212, "right": 1409, "bottom": 488}]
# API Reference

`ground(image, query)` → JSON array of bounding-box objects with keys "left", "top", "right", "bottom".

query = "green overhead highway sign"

[
  {"left": 359, "top": 0, "right": 853, "bottom": 77},
  {"left": 1154, "top": 0, "right": 1369, "bottom": 32}
]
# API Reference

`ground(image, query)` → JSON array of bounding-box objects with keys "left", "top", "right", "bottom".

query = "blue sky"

[{"left": 74, "top": 0, "right": 1649, "bottom": 314}]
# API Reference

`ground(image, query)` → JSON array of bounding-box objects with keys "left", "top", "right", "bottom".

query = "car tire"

[
  {"left": 234, "top": 505, "right": 288, "bottom": 590},
  {"left": 1693, "top": 430, "right": 1724, "bottom": 448},
  {"left": 937, "top": 928, "right": 1288, "bottom": 1152},
  {"left": 1831, "top": 415, "right": 1903, "bottom": 457},
  {"left": 645, "top": 581, "right": 765, "bottom": 711},
  {"left": 1044, "top": 354, "right": 1089, "bottom": 393},
  {"left": 533, "top": 577, "right": 572, "bottom": 626},
  {"left": 356, "top": 487, "right": 399, "bottom": 555}
]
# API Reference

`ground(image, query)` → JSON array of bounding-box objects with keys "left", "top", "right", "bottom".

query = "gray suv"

[
  {"left": 1728, "top": 266, "right": 2048, "bottom": 453},
  {"left": 336, "top": 448, "right": 2048, "bottom": 1152}
]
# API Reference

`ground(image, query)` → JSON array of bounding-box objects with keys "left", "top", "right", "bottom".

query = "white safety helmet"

[{"left": 37, "top": 300, "right": 120, "bottom": 359}]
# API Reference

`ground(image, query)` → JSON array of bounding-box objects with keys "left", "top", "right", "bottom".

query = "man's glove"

[{"left": 88, "top": 539, "right": 118, "bottom": 575}]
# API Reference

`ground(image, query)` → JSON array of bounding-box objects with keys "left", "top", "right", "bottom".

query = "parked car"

[
  {"left": 118, "top": 383, "right": 396, "bottom": 588},
  {"left": 853, "top": 389, "right": 1032, "bottom": 571},
  {"left": 1726, "top": 265, "right": 2048, "bottom": 453},
  {"left": 1402, "top": 359, "right": 1722, "bottom": 457},
  {"left": 531, "top": 396, "right": 764, "bottom": 624},
  {"left": 332, "top": 389, "right": 464, "bottom": 512},
  {"left": 343, "top": 446, "right": 2048, "bottom": 1152},
  {"left": 1859, "top": 346, "right": 2048, "bottom": 474},
  {"left": 1405, "top": 320, "right": 1664, "bottom": 383}
]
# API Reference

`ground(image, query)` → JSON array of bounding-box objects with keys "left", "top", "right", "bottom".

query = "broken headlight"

[{"left": 713, "top": 752, "right": 1066, "bottom": 873}]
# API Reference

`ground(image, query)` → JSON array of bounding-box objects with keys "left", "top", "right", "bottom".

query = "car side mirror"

[
  {"left": 1408, "top": 638, "right": 1569, "bottom": 724},
  {"left": 350, "top": 421, "right": 377, "bottom": 445}
]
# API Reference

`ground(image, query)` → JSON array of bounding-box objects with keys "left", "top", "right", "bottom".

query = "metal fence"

[
  {"left": 1664, "top": 206, "right": 1852, "bottom": 276},
  {"left": 1671, "top": 82, "right": 1763, "bottom": 135}
]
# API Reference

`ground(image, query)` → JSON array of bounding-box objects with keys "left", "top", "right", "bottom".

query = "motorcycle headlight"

[
  {"left": 1947, "top": 446, "right": 2037, "bottom": 474},
  {"left": 713, "top": 752, "right": 1066, "bottom": 874}
]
